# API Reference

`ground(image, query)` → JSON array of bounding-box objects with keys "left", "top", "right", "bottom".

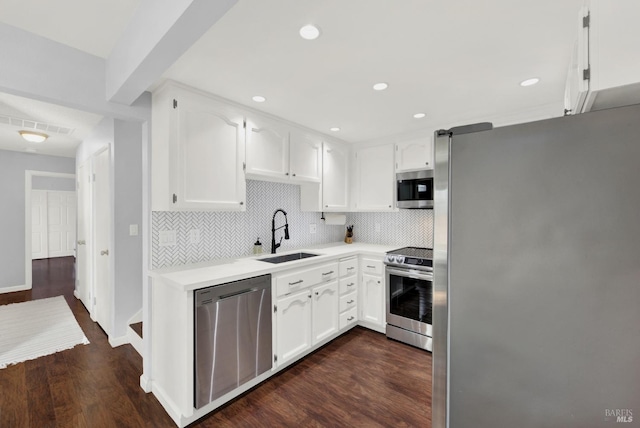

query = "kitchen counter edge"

[{"left": 149, "top": 242, "right": 397, "bottom": 291}]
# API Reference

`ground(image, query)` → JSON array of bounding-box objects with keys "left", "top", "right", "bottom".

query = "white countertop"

[{"left": 150, "top": 242, "right": 398, "bottom": 291}]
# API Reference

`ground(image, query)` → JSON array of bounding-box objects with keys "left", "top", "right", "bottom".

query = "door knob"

[{"left": 101, "top": 249, "right": 109, "bottom": 256}]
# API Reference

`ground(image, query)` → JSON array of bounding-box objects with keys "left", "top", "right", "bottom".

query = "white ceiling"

[
  {"left": 159, "top": 0, "right": 585, "bottom": 142},
  {"left": 0, "top": 0, "right": 586, "bottom": 155},
  {"left": 0, "top": 92, "right": 103, "bottom": 157}
]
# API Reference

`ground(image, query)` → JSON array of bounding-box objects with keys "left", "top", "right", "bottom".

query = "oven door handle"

[{"left": 386, "top": 267, "right": 433, "bottom": 281}]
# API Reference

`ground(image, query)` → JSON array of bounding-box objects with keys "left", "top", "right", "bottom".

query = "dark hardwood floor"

[{"left": 0, "top": 257, "right": 432, "bottom": 427}]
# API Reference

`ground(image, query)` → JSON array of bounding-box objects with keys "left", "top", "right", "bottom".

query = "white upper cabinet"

[
  {"left": 565, "top": 0, "right": 640, "bottom": 114},
  {"left": 246, "top": 118, "right": 322, "bottom": 184},
  {"left": 300, "top": 140, "right": 350, "bottom": 212},
  {"left": 395, "top": 136, "right": 433, "bottom": 172},
  {"left": 245, "top": 116, "right": 290, "bottom": 180},
  {"left": 151, "top": 84, "right": 246, "bottom": 211},
  {"left": 352, "top": 144, "right": 395, "bottom": 211},
  {"left": 322, "top": 141, "right": 350, "bottom": 211},
  {"left": 289, "top": 130, "right": 322, "bottom": 183}
]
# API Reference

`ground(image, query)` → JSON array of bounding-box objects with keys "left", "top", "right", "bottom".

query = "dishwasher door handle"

[{"left": 218, "top": 287, "right": 258, "bottom": 301}]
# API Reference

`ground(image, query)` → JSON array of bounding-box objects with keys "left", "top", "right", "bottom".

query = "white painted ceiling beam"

[
  {"left": 106, "top": 0, "right": 238, "bottom": 105},
  {"left": 0, "top": 23, "right": 150, "bottom": 121}
]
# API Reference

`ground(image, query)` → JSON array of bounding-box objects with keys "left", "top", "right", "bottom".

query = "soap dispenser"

[{"left": 253, "top": 238, "right": 263, "bottom": 254}]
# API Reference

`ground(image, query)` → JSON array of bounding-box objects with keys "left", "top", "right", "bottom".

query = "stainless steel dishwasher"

[{"left": 194, "top": 274, "right": 272, "bottom": 409}]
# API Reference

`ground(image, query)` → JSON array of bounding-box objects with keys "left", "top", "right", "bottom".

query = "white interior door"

[
  {"left": 93, "top": 148, "right": 112, "bottom": 334},
  {"left": 76, "top": 161, "right": 92, "bottom": 311},
  {"left": 31, "top": 190, "right": 48, "bottom": 260},
  {"left": 47, "top": 191, "right": 76, "bottom": 258}
]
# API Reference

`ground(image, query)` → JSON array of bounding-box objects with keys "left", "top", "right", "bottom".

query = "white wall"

[
  {"left": 113, "top": 119, "right": 143, "bottom": 338},
  {"left": 76, "top": 117, "right": 146, "bottom": 339},
  {"left": 32, "top": 176, "right": 76, "bottom": 191},
  {"left": 0, "top": 149, "right": 75, "bottom": 290}
]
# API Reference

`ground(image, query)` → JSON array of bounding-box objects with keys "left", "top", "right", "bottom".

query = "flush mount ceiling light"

[
  {"left": 330, "top": 127, "right": 340, "bottom": 132},
  {"left": 19, "top": 130, "right": 48, "bottom": 143},
  {"left": 252, "top": 95, "right": 266, "bottom": 103},
  {"left": 373, "top": 82, "right": 388, "bottom": 91},
  {"left": 299, "top": 24, "right": 321, "bottom": 40},
  {"left": 413, "top": 113, "right": 426, "bottom": 119},
  {"left": 520, "top": 77, "right": 540, "bottom": 87}
]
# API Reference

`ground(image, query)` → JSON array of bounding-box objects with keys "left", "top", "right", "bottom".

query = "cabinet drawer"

[
  {"left": 339, "top": 307, "right": 358, "bottom": 330},
  {"left": 361, "top": 258, "right": 383, "bottom": 276},
  {"left": 316, "top": 262, "right": 339, "bottom": 284},
  {"left": 339, "top": 276, "right": 358, "bottom": 295},
  {"left": 339, "top": 292, "right": 357, "bottom": 313},
  {"left": 339, "top": 257, "right": 358, "bottom": 277},
  {"left": 275, "top": 262, "right": 339, "bottom": 296}
]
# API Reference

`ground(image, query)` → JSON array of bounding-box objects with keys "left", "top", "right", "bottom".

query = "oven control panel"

[{"left": 384, "top": 254, "right": 433, "bottom": 271}]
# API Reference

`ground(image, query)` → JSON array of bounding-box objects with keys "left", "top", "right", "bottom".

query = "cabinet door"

[
  {"left": 322, "top": 141, "right": 350, "bottom": 211},
  {"left": 289, "top": 130, "right": 322, "bottom": 183},
  {"left": 246, "top": 117, "right": 290, "bottom": 180},
  {"left": 353, "top": 144, "right": 394, "bottom": 211},
  {"left": 564, "top": 7, "right": 589, "bottom": 115},
  {"left": 396, "top": 136, "right": 433, "bottom": 172},
  {"left": 311, "top": 281, "right": 339, "bottom": 344},
  {"left": 173, "top": 91, "right": 246, "bottom": 210},
  {"left": 361, "top": 273, "right": 384, "bottom": 329},
  {"left": 276, "top": 289, "right": 312, "bottom": 365}
]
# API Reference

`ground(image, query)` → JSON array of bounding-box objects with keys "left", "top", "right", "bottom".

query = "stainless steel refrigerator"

[{"left": 432, "top": 103, "right": 640, "bottom": 428}]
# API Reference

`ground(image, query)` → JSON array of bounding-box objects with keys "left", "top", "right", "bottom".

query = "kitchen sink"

[{"left": 258, "top": 252, "right": 319, "bottom": 264}]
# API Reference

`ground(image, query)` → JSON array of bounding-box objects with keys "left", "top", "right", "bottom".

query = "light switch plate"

[
  {"left": 159, "top": 230, "right": 177, "bottom": 247},
  {"left": 129, "top": 224, "right": 139, "bottom": 236},
  {"left": 309, "top": 223, "right": 317, "bottom": 234}
]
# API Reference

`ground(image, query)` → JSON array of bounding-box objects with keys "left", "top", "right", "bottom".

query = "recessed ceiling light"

[
  {"left": 19, "top": 130, "right": 48, "bottom": 143},
  {"left": 330, "top": 127, "right": 340, "bottom": 132},
  {"left": 413, "top": 113, "right": 426, "bottom": 119},
  {"left": 299, "top": 24, "right": 321, "bottom": 40},
  {"left": 520, "top": 78, "right": 540, "bottom": 87},
  {"left": 373, "top": 82, "right": 388, "bottom": 91},
  {"left": 252, "top": 95, "right": 266, "bottom": 103}
]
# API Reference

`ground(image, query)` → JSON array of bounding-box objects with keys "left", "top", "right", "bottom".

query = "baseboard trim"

[
  {"left": 140, "top": 374, "right": 152, "bottom": 393},
  {"left": 127, "top": 325, "right": 143, "bottom": 357},
  {"left": 0, "top": 284, "right": 30, "bottom": 294},
  {"left": 108, "top": 334, "right": 129, "bottom": 348}
]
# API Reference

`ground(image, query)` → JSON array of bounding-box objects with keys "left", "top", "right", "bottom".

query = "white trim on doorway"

[{"left": 24, "top": 170, "right": 76, "bottom": 291}]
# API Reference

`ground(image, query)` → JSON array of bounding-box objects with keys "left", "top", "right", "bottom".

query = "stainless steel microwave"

[{"left": 396, "top": 170, "right": 433, "bottom": 209}]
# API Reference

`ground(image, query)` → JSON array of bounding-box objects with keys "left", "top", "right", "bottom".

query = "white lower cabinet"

[
  {"left": 338, "top": 257, "right": 359, "bottom": 330},
  {"left": 311, "top": 281, "right": 339, "bottom": 344},
  {"left": 276, "top": 289, "right": 312, "bottom": 365},
  {"left": 360, "top": 257, "right": 385, "bottom": 333}
]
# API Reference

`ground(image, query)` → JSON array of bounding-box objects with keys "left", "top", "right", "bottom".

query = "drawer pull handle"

[
  {"left": 322, "top": 271, "right": 334, "bottom": 276},
  {"left": 347, "top": 316, "right": 354, "bottom": 321},
  {"left": 347, "top": 283, "right": 354, "bottom": 287},
  {"left": 347, "top": 300, "right": 354, "bottom": 304},
  {"left": 347, "top": 267, "right": 355, "bottom": 270},
  {"left": 366, "top": 265, "right": 375, "bottom": 269},
  {"left": 289, "top": 280, "right": 303, "bottom": 286}
]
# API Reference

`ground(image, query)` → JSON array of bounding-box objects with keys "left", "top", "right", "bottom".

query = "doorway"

[{"left": 24, "top": 171, "right": 76, "bottom": 290}]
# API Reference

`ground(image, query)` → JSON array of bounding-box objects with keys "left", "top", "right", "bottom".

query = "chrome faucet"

[{"left": 271, "top": 209, "right": 290, "bottom": 254}]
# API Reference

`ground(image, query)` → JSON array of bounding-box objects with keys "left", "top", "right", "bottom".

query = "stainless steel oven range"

[{"left": 384, "top": 246, "right": 433, "bottom": 351}]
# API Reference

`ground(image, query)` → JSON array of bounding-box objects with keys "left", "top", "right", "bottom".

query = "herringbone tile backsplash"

[{"left": 151, "top": 180, "right": 433, "bottom": 268}]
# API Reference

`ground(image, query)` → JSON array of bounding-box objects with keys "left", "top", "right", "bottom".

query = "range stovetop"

[{"left": 384, "top": 246, "right": 433, "bottom": 271}]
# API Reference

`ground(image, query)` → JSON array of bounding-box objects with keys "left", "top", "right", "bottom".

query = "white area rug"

[{"left": 0, "top": 296, "right": 89, "bottom": 369}]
